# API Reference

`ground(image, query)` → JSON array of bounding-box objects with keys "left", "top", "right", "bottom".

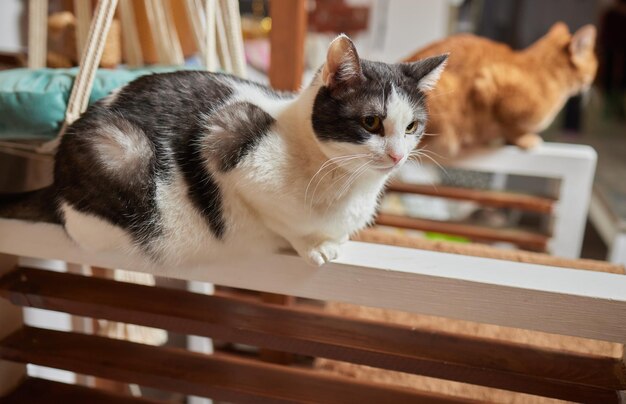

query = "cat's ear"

[
  {"left": 569, "top": 25, "right": 596, "bottom": 66},
  {"left": 547, "top": 22, "right": 570, "bottom": 38},
  {"left": 401, "top": 54, "right": 448, "bottom": 92},
  {"left": 321, "top": 34, "right": 364, "bottom": 90}
]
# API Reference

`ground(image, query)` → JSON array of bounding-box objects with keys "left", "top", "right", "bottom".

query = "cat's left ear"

[
  {"left": 569, "top": 25, "right": 596, "bottom": 66},
  {"left": 401, "top": 54, "right": 449, "bottom": 92}
]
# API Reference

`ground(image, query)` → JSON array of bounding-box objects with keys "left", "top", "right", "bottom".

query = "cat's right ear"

[
  {"left": 321, "top": 34, "right": 364, "bottom": 91},
  {"left": 401, "top": 54, "right": 449, "bottom": 92}
]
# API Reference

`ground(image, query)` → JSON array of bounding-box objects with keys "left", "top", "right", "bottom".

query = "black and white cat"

[{"left": 0, "top": 35, "right": 446, "bottom": 267}]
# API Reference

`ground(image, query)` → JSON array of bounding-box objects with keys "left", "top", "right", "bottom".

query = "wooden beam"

[
  {"left": 0, "top": 254, "right": 24, "bottom": 397},
  {"left": 386, "top": 182, "right": 555, "bottom": 214},
  {"left": 0, "top": 327, "right": 469, "bottom": 404},
  {"left": 0, "top": 218, "right": 625, "bottom": 343},
  {"left": 269, "top": 0, "right": 307, "bottom": 91},
  {"left": 3, "top": 377, "right": 159, "bottom": 404},
  {"left": 1, "top": 267, "right": 624, "bottom": 402},
  {"left": 376, "top": 213, "right": 549, "bottom": 251}
]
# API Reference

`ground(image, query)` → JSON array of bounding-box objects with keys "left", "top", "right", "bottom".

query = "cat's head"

[
  {"left": 310, "top": 35, "right": 447, "bottom": 174},
  {"left": 545, "top": 22, "right": 597, "bottom": 92}
]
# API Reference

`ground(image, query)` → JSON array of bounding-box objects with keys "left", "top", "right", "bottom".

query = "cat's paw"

[
  {"left": 514, "top": 133, "right": 543, "bottom": 150},
  {"left": 302, "top": 240, "right": 341, "bottom": 267}
]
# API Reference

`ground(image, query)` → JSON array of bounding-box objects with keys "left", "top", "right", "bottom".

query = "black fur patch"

[
  {"left": 205, "top": 102, "right": 275, "bottom": 171},
  {"left": 0, "top": 186, "right": 60, "bottom": 223},
  {"left": 176, "top": 132, "right": 227, "bottom": 240},
  {"left": 312, "top": 59, "right": 435, "bottom": 144}
]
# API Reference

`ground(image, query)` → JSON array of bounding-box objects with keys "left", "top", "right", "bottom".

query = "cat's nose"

[{"left": 387, "top": 152, "right": 404, "bottom": 164}]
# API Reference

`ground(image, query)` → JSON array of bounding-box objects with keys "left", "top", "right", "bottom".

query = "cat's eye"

[
  {"left": 405, "top": 121, "right": 419, "bottom": 134},
  {"left": 361, "top": 116, "right": 382, "bottom": 133}
]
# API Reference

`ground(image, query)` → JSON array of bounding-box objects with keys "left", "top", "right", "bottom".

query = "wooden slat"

[
  {"left": 0, "top": 254, "right": 23, "bottom": 397},
  {"left": 376, "top": 213, "right": 549, "bottom": 251},
  {"left": 1, "top": 268, "right": 624, "bottom": 403},
  {"left": 269, "top": 0, "right": 307, "bottom": 91},
  {"left": 386, "top": 182, "right": 555, "bottom": 214},
  {"left": 0, "top": 327, "right": 468, "bottom": 404},
  {"left": 356, "top": 228, "right": 625, "bottom": 274},
  {"left": 2, "top": 219, "right": 625, "bottom": 345},
  {"left": 3, "top": 377, "right": 158, "bottom": 404}
]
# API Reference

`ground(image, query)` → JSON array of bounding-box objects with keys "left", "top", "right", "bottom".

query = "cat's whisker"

[
  {"left": 304, "top": 153, "right": 368, "bottom": 206},
  {"left": 306, "top": 154, "right": 370, "bottom": 214},
  {"left": 334, "top": 160, "right": 372, "bottom": 203},
  {"left": 336, "top": 162, "right": 372, "bottom": 205},
  {"left": 412, "top": 150, "right": 449, "bottom": 177}
]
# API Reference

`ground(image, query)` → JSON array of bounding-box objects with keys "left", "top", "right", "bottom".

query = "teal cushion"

[{"left": 0, "top": 67, "right": 182, "bottom": 140}]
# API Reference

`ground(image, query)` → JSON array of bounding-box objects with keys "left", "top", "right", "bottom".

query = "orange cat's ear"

[
  {"left": 547, "top": 22, "right": 570, "bottom": 38},
  {"left": 569, "top": 25, "right": 596, "bottom": 66},
  {"left": 321, "top": 34, "right": 364, "bottom": 90},
  {"left": 401, "top": 54, "right": 448, "bottom": 92}
]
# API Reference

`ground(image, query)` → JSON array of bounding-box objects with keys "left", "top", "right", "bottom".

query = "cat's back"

[{"left": 405, "top": 34, "right": 515, "bottom": 74}]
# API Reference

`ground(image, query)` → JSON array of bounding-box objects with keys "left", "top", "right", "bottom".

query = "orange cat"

[{"left": 405, "top": 22, "right": 597, "bottom": 156}]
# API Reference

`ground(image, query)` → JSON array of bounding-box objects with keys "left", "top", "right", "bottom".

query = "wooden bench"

[{"left": 0, "top": 218, "right": 624, "bottom": 403}]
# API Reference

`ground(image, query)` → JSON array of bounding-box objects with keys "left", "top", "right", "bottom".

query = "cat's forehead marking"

[{"left": 383, "top": 86, "right": 415, "bottom": 136}]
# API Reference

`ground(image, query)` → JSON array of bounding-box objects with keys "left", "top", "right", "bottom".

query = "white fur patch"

[
  {"left": 381, "top": 87, "right": 420, "bottom": 161},
  {"left": 61, "top": 202, "right": 135, "bottom": 253},
  {"left": 92, "top": 122, "right": 152, "bottom": 175}
]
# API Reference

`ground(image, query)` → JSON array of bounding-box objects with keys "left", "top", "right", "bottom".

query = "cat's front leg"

[{"left": 510, "top": 133, "right": 543, "bottom": 150}]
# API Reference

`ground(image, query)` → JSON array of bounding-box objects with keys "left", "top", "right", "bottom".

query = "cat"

[
  {"left": 0, "top": 35, "right": 447, "bottom": 267},
  {"left": 404, "top": 22, "right": 597, "bottom": 156}
]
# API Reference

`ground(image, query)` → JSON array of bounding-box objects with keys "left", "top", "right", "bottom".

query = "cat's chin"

[{"left": 371, "top": 164, "right": 399, "bottom": 173}]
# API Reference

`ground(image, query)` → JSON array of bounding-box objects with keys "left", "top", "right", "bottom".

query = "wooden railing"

[{"left": 0, "top": 218, "right": 625, "bottom": 403}]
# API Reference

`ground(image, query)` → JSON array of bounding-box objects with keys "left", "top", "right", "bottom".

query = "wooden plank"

[
  {"left": 1, "top": 267, "right": 624, "bottom": 402},
  {"left": 1, "top": 218, "right": 625, "bottom": 344},
  {"left": 259, "top": 292, "right": 295, "bottom": 364},
  {"left": 386, "top": 182, "right": 555, "bottom": 214},
  {"left": 376, "top": 213, "right": 549, "bottom": 251},
  {"left": 0, "top": 254, "right": 24, "bottom": 397},
  {"left": 3, "top": 377, "right": 158, "bottom": 404},
  {"left": 269, "top": 0, "right": 307, "bottom": 91},
  {"left": 355, "top": 228, "right": 625, "bottom": 274},
  {"left": 0, "top": 327, "right": 471, "bottom": 404}
]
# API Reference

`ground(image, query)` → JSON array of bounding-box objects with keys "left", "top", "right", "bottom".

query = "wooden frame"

[
  {"left": 394, "top": 143, "right": 597, "bottom": 258},
  {"left": 0, "top": 216, "right": 625, "bottom": 402},
  {"left": 0, "top": 218, "right": 624, "bottom": 343},
  {"left": 0, "top": 217, "right": 625, "bottom": 402}
]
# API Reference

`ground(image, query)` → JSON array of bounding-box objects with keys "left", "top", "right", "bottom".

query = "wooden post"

[
  {"left": 0, "top": 254, "right": 24, "bottom": 397},
  {"left": 269, "top": 0, "right": 307, "bottom": 91}
]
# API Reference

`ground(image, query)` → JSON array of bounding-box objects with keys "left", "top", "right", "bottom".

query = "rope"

[
  {"left": 219, "top": 0, "right": 246, "bottom": 77},
  {"left": 74, "top": 0, "right": 93, "bottom": 59},
  {"left": 144, "top": 0, "right": 184, "bottom": 65},
  {"left": 119, "top": 0, "right": 144, "bottom": 67},
  {"left": 162, "top": 0, "right": 185, "bottom": 65},
  {"left": 28, "top": 0, "right": 48, "bottom": 69},
  {"left": 204, "top": 0, "right": 218, "bottom": 71},
  {"left": 38, "top": 0, "right": 119, "bottom": 153},
  {"left": 185, "top": 0, "right": 218, "bottom": 71},
  {"left": 215, "top": 0, "right": 233, "bottom": 73}
]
